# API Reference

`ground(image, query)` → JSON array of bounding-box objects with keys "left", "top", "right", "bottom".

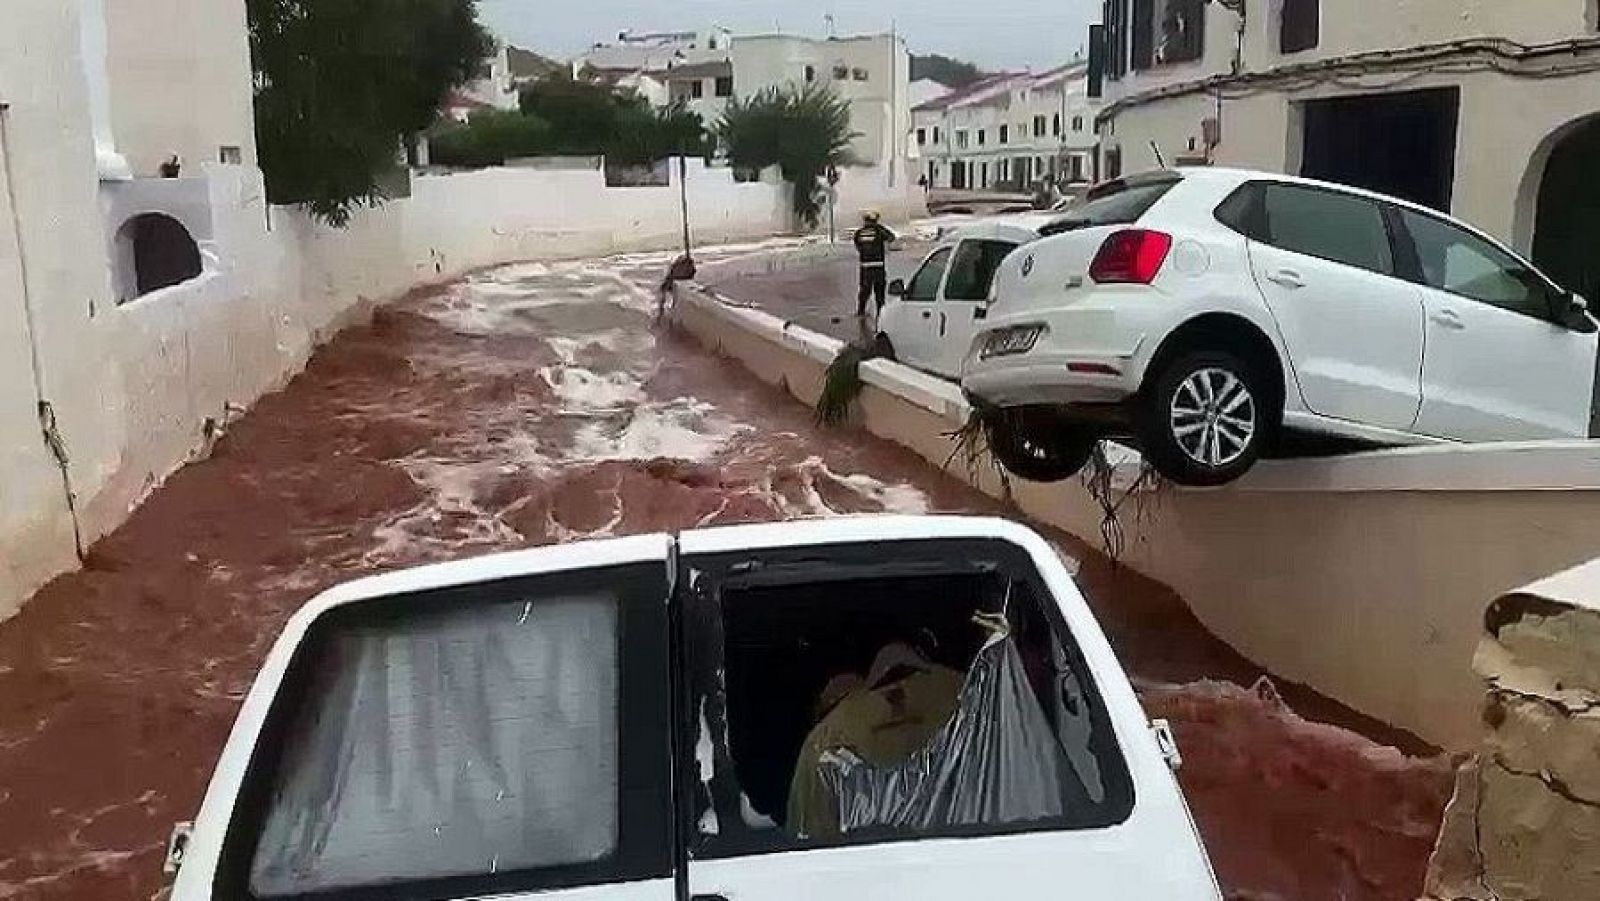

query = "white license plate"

[{"left": 981, "top": 326, "right": 1044, "bottom": 358}]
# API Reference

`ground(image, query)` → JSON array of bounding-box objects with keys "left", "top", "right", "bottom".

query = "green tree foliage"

[
  {"left": 910, "top": 53, "right": 987, "bottom": 88},
  {"left": 247, "top": 0, "right": 492, "bottom": 226},
  {"left": 716, "top": 84, "right": 856, "bottom": 228},
  {"left": 431, "top": 74, "right": 708, "bottom": 168},
  {"left": 429, "top": 110, "right": 553, "bottom": 168}
]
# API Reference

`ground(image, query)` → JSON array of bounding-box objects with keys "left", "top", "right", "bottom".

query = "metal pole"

[
  {"left": 678, "top": 155, "right": 691, "bottom": 256},
  {"left": 887, "top": 24, "right": 898, "bottom": 188}
]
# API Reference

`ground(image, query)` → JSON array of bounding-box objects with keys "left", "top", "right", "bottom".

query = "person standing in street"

[{"left": 853, "top": 211, "right": 897, "bottom": 318}]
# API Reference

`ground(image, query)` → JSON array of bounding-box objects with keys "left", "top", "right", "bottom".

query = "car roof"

[
  {"left": 308, "top": 515, "right": 1044, "bottom": 616},
  {"left": 939, "top": 217, "right": 1051, "bottom": 244}
]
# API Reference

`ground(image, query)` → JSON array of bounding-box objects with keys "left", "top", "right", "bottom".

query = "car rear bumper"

[
  {"left": 962, "top": 356, "right": 1138, "bottom": 406},
  {"left": 961, "top": 296, "right": 1161, "bottom": 408}
]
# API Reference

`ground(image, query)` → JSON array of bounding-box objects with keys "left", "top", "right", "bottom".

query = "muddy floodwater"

[{"left": 0, "top": 243, "right": 1453, "bottom": 900}]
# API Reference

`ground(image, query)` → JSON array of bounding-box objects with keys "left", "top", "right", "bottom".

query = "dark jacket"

[{"left": 852, "top": 223, "right": 897, "bottom": 266}]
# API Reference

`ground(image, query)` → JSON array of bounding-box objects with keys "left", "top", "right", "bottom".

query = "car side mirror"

[
  {"left": 888, "top": 278, "right": 906, "bottom": 296},
  {"left": 1562, "top": 292, "right": 1597, "bottom": 333}
]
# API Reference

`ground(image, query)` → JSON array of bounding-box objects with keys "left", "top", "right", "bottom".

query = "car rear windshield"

[{"left": 1039, "top": 173, "right": 1181, "bottom": 236}]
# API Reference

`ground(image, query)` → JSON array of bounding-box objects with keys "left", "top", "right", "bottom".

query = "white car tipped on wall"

[{"left": 962, "top": 167, "right": 1599, "bottom": 486}]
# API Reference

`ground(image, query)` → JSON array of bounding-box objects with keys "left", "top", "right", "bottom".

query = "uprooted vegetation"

[
  {"left": 816, "top": 342, "right": 1167, "bottom": 562},
  {"left": 946, "top": 407, "right": 1166, "bottom": 562}
]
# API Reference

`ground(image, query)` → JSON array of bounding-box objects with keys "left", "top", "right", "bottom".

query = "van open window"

[{"left": 679, "top": 538, "right": 1134, "bottom": 859}]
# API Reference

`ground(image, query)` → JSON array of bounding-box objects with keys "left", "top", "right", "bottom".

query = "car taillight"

[{"left": 1088, "top": 229, "right": 1173, "bottom": 284}]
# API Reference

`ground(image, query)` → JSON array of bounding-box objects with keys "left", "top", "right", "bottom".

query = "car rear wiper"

[{"left": 1038, "top": 217, "right": 1094, "bottom": 237}]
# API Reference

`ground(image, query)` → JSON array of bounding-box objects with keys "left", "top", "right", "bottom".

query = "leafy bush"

[
  {"left": 911, "top": 53, "right": 987, "bottom": 88},
  {"left": 517, "top": 73, "right": 709, "bottom": 162},
  {"left": 430, "top": 110, "right": 553, "bottom": 167},
  {"left": 718, "top": 85, "right": 856, "bottom": 228},
  {"left": 429, "top": 74, "right": 709, "bottom": 170}
]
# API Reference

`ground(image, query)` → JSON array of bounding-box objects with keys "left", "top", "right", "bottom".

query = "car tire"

[
  {"left": 984, "top": 407, "right": 1095, "bottom": 483},
  {"left": 871, "top": 333, "right": 897, "bottom": 361},
  {"left": 1138, "top": 349, "right": 1270, "bottom": 487}
]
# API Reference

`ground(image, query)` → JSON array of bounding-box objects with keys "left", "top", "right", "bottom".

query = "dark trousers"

[{"left": 857, "top": 266, "right": 887, "bottom": 315}]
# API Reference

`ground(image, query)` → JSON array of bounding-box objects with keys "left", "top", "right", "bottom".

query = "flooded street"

[{"left": 0, "top": 243, "right": 1451, "bottom": 900}]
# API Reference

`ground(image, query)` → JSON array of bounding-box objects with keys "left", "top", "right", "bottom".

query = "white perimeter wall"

[{"left": 0, "top": 137, "right": 922, "bottom": 619}]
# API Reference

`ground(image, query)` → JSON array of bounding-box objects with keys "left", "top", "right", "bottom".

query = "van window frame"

[
  {"left": 211, "top": 563, "right": 675, "bottom": 901},
  {"left": 674, "top": 537, "right": 1136, "bottom": 863}
]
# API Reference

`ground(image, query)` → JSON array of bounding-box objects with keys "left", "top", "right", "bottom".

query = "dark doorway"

[
  {"left": 1533, "top": 117, "right": 1600, "bottom": 304},
  {"left": 951, "top": 160, "right": 968, "bottom": 190},
  {"left": 1300, "top": 87, "right": 1460, "bottom": 212}
]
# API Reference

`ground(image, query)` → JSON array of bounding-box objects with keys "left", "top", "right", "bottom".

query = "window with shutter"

[
  {"left": 1130, "top": 0, "right": 1155, "bottom": 69},
  {"left": 1281, "top": 0, "right": 1319, "bottom": 53}
]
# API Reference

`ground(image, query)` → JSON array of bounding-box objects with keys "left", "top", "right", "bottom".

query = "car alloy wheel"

[{"left": 1169, "top": 367, "right": 1256, "bottom": 468}]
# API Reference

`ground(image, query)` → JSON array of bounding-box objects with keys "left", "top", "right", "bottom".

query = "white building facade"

[
  {"left": 913, "top": 65, "right": 1099, "bottom": 192},
  {"left": 1093, "top": 0, "right": 1600, "bottom": 302},
  {"left": 583, "top": 30, "right": 914, "bottom": 172}
]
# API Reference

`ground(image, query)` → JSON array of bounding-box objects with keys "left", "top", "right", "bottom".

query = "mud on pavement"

[{"left": 0, "top": 243, "right": 1452, "bottom": 900}]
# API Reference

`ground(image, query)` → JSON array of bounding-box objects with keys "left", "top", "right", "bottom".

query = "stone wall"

[{"left": 1425, "top": 559, "right": 1600, "bottom": 900}]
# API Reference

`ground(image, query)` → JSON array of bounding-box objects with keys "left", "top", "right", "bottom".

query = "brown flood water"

[{"left": 0, "top": 244, "right": 1453, "bottom": 899}]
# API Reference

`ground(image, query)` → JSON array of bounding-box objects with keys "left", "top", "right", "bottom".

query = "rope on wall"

[{"left": 1, "top": 104, "right": 88, "bottom": 561}]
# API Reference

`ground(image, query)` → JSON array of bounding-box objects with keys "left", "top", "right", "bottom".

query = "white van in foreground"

[{"left": 167, "top": 517, "right": 1219, "bottom": 900}]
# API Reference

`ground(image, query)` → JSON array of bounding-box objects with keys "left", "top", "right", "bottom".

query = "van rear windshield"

[{"left": 1040, "top": 173, "right": 1181, "bottom": 236}]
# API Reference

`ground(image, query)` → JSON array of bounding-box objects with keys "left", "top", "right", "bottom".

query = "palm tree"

[{"left": 717, "top": 84, "right": 857, "bottom": 227}]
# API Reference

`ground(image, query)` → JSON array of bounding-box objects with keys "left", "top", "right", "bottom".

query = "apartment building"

[
  {"left": 579, "top": 30, "right": 913, "bottom": 168},
  {"left": 1091, "top": 0, "right": 1600, "bottom": 301},
  {"left": 912, "top": 64, "right": 1098, "bottom": 191}
]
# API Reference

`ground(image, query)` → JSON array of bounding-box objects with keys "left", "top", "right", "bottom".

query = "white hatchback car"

[
  {"left": 877, "top": 218, "right": 1050, "bottom": 378},
  {"left": 166, "top": 517, "right": 1220, "bottom": 900},
  {"left": 963, "top": 168, "right": 1599, "bottom": 485}
]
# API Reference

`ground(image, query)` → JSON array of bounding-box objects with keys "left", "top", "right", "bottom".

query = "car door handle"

[
  {"left": 1431, "top": 309, "right": 1466, "bottom": 330},
  {"left": 974, "top": 306, "right": 987, "bottom": 320},
  {"left": 921, "top": 310, "right": 931, "bottom": 319},
  {"left": 1265, "top": 268, "right": 1305, "bottom": 289}
]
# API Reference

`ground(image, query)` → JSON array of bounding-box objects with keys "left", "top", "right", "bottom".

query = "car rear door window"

[
  {"left": 1394, "top": 207, "right": 1559, "bottom": 321},
  {"left": 1259, "top": 183, "right": 1394, "bottom": 275},
  {"left": 221, "top": 563, "right": 672, "bottom": 900},
  {"left": 906, "top": 247, "right": 952, "bottom": 302},
  {"left": 943, "top": 240, "right": 1021, "bottom": 301},
  {"left": 678, "top": 539, "right": 1134, "bottom": 860}
]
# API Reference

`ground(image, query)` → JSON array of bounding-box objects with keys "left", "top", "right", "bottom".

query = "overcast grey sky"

[{"left": 477, "top": 0, "right": 1097, "bottom": 72}]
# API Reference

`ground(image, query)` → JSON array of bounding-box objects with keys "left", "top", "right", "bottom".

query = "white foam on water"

[
  {"left": 546, "top": 329, "right": 658, "bottom": 369},
  {"left": 569, "top": 400, "right": 750, "bottom": 463},
  {"left": 540, "top": 365, "right": 648, "bottom": 411},
  {"left": 828, "top": 468, "right": 933, "bottom": 515},
  {"left": 364, "top": 444, "right": 557, "bottom": 565},
  {"left": 422, "top": 288, "right": 582, "bottom": 336},
  {"left": 476, "top": 261, "right": 552, "bottom": 282},
  {"left": 544, "top": 491, "right": 626, "bottom": 543},
  {"left": 753, "top": 457, "right": 932, "bottom": 519}
]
